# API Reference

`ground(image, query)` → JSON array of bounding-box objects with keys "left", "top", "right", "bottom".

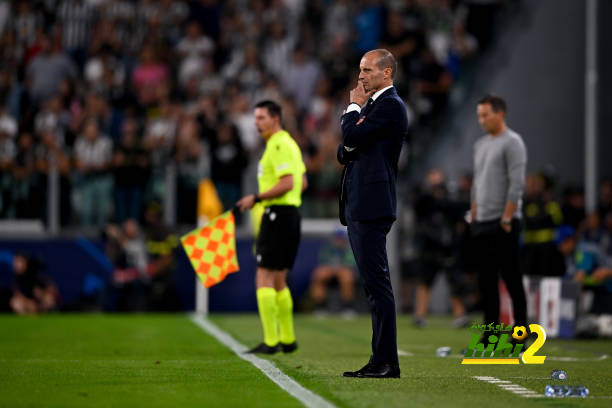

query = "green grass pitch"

[{"left": 1, "top": 314, "right": 611, "bottom": 407}]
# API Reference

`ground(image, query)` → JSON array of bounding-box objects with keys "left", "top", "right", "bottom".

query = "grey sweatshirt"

[{"left": 472, "top": 128, "right": 527, "bottom": 222}]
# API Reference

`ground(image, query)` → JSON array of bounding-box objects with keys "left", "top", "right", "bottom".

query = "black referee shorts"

[{"left": 256, "top": 205, "right": 301, "bottom": 270}]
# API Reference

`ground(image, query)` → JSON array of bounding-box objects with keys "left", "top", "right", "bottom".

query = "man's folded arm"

[{"left": 341, "top": 100, "right": 399, "bottom": 149}]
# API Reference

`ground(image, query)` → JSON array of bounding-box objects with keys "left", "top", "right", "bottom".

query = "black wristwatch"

[
  {"left": 253, "top": 194, "right": 261, "bottom": 204},
  {"left": 501, "top": 218, "right": 512, "bottom": 226}
]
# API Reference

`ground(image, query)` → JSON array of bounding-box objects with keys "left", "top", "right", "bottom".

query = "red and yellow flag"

[{"left": 180, "top": 211, "right": 239, "bottom": 288}]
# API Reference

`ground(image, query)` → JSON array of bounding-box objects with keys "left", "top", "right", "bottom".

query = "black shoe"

[
  {"left": 281, "top": 341, "right": 298, "bottom": 353},
  {"left": 343, "top": 362, "right": 400, "bottom": 378},
  {"left": 245, "top": 343, "right": 280, "bottom": 354}
]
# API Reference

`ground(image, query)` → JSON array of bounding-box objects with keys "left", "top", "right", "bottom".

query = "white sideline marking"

[
  {"left": 397, "top": 349, "right": 414, "bottom": 357},
  {"left": 189, "top": 314, "right": 336, "bottom": 408},
  {"left": 546, "top": 354, "right": 608, "bottom": 362},
  {"left": 473, "top": 376, "right": 543, "bottom": 398}
]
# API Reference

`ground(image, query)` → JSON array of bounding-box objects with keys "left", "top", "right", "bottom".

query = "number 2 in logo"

[{"left": 521, "top": 324, "right": 547, "bottom": 364}]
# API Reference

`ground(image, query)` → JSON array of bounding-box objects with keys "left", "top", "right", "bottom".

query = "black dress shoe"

[
  {"left": 343, "top": 362, "right": 400, "bottom": 378},
  {"left": 281, "top": 341, "right": 298, "bottom": 353},
  {"left": 245, "top": 343, "right": 280, "bottom": 354}
]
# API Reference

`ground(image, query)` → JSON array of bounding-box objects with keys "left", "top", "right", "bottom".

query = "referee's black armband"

[{"left": 253, "top": 194, "right": 262, "bottom": 203}]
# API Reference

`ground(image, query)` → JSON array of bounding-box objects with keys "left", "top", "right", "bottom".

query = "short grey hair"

[{"left": 367, "top": 49, "right": 397, "bottom": 79}]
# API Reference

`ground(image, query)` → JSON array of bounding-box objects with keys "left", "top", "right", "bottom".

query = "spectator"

[
  {"left": 57, "top": 0, "right": 93, "bottom": 65},
  {"left": 561, "top": 186, "right": 585, "bottom": 230},
  {"left": 25, "top": 35, "right": 77, "bottom": 106},
  {"left": 598, "top": 178, "right": 612, "bottom": 219},
  {"left": 34, "top": 96, "right": 68, "bottom": 147},
  {"left": 176, "top": 20, "right": 215, "bottom": 87},
  {"left": 413, "top": 169, "right": 468, "bottom": 328},
  {"left": 83, "top": 43, "right": 127, "bottom": 102},
  {"left": 35, "top": 125, "right": 72, "bottom": 225},
  {"left": 222, "top": 42, "right": 265, "bottom": 98},
  {"left": 131, "top": 45, "right": 169, "bottom": 108},
  {"left": 12, "top": 0, "right": 42, "bottom": 50},
  {"left": 143, "top": 202, "right": 180, "bottom": 310},
  {"left": 521, "top": 173, "right": 563, "bottom": 276},
  {"left": 549, "top": 225, "right": 578, "bottom": 277},
  {"left": 572, "top": 238, "right": 612, "bottom": 315},
  {"left": 323, "top": 0, "right": 352, "bottom": 46},
  {"left": 0, "top": 68, "right": 23, "bottom": 119},
  {"left": 582, "top": 212, "right": 605, "bottom": 244},
  {"left": 189, "top": 0, "right": 222, "bottom": 42},
  {"left": 262, "top": 20, "right": 294, "bottom": 78},
  {"left": 112, "top": 118, "right": 149, "bottom": 223},
  {"left": 380, "top": 10, "right": 421, "bottom": 82},
  {"left": 281, "top": 47, "right": 321, "bottom": 113},
  {"left": 0, "top": 118, "right": 16, "bottom": 217},
  {"left": 353, "top": 0, "right": 383, "bottom": 54},
  {"left": 228, "top": 89, "right": 259, "bottom": 153},
  {"left": 105, "top": 219, "right": 149, "bottom": 311},
  {"left": 144, "top": 99, "right": 177, "bottom": 200},
  {"left": 412, "top": 48, "right": 452, "bottom": 124},
  {"left": 208, "top": 121, "right": 248, "bottom": 211},
  {"left": 10, "top": 252, "right": 59, "bottom": 314},
  {"left": 309, "top": 229, "right": 357, "bottom": 316},
  {"left": 175, "top": 119, "right": 209, "bottom": 225},
  {"left": 11, "top": 131, "right": 39, "bottom": 218},
  {"left": 74, "top": 118, "right": 113, "bottom": 228}
]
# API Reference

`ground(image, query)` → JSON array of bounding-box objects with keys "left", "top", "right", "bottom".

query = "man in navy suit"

[{"left": 338, "top": 49, "right": 408, "bottom": 378}]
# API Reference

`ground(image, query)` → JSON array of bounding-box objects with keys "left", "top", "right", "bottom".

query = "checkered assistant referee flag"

[{"left": 180, "top": 211, "right": 239, "bottom": 288}]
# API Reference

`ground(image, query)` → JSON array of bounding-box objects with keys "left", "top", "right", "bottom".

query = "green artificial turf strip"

[
  {"left": 0, "top": 314, "right": 302, "bottom": 408},
  {"left": 2, "top": 314, "right": 611, "bottom": 408},
  {"left": 212, "top": 314, "right": 612, "bottom": 408}
]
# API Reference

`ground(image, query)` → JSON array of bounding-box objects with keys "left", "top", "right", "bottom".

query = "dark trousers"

[
  {"left": 472, "top": 219, "right": 527, "bottom": 329},
  {"left": 347, "top": 214, "right": 398, "bottom": 365},
  {"left": 115, "top": 185, "right": 144, "bottom": 223}
]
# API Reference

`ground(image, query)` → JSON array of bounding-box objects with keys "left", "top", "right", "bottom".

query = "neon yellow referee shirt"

[{"left": 257, "top": 129, "right": 306, "bottom": 207}]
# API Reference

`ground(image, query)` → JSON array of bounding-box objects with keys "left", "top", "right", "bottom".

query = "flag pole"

[{"left": 195, "top": 214, "right": 209, "bottom": 316}]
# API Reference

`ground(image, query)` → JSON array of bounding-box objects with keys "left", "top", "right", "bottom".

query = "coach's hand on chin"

[{"left": 350, "top": 82, "right": 374, "bottom": 107}]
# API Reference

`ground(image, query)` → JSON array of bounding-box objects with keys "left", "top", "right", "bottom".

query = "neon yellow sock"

[
  {"left": 256, "top": 287, "right": 279, "bottom": 346},
  {"left": 276, "top": 287, "right": 296, "bottom": 344}
]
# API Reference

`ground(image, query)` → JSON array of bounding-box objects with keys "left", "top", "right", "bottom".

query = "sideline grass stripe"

[
  {"left": 473, "top": 376, "right": 543, "bottom": 398},
  {"left": 189, "top": 314, "right": 336, "bottom": 408}
]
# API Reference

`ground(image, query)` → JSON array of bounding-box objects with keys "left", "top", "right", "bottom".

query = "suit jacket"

[{"left": 338, "top": 87, "right": 408, "bottom": 225}]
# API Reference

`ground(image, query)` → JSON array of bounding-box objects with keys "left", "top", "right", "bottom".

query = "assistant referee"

[{"left": 236, "top": 100, "right": 307, "bottom": 354}]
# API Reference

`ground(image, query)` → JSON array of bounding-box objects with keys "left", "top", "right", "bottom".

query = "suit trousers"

[
  {"left": 472, "top": 219, "right": 527, "bottom": 330},
  {"left": 346, "top": 212, "right": 398, "bottom": 365}
]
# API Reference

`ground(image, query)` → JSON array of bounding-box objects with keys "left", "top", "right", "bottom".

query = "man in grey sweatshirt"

[{"left": 470, "top": 94, "right": 527, "bottom": 343}]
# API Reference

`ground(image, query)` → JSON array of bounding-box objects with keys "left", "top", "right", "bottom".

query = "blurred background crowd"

[
  {"left": 0, "top": 0, "right": 496, "bottom": 227},
  {"left": 0, "top": 0, "right": 610, "bottom": 326}
]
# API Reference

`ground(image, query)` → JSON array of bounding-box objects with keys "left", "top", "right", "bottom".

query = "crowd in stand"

[{"left": 0, "top": 0, "right": 495, "bottom": 228}]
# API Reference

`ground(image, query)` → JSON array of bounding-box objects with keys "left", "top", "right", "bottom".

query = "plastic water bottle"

[
  {"left": 436, "top": 346, "right": 451, "bottom": 357},
  {"left": 551, "top": 369, "right": 567, "bottom": 380},
  {"left": 544, "top": 385, "right": 589, "bottom": 398}
]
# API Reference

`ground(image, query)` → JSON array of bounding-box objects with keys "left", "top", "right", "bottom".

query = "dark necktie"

[{"left": 362, "top": 98, "right": 374, "bottom": 114}]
